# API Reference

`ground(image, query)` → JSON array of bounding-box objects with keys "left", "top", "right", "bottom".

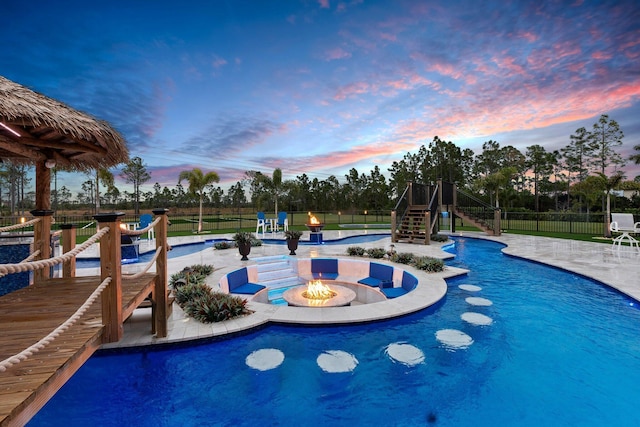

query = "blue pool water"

[
  {"left": 76, "top": 234, "right": 390, "bottom": 268},
  {"left": 30, "top": 237, "right": 640, "bottom": 426}
]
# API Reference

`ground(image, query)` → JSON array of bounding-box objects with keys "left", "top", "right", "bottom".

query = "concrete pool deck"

[{"left": 95, "top": 230, "right": 639, "bottom": 349}]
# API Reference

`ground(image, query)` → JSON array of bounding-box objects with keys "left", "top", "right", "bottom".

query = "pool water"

[
  {"left": 30, "top": 237, "right": 640, "bottom": 426},
  {"left": 75, "top": 234, "right": 390, "bottom": 268}
]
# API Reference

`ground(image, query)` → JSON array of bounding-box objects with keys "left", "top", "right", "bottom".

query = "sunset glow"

[{"left": 2, "top": 0, "right": 638, "bottom": 191}]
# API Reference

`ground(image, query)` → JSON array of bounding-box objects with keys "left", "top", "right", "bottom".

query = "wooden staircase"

[
  {"left": 395, "top": 205, "right": 431, "bottom": 243},
  {"left": 453, "top": 208, "right": 499, "bottom": 236}
]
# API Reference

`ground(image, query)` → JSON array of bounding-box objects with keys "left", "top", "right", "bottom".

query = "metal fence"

[
  {"left": 442, "top": 211, "right": 607, "bottom": 235},
  {"left": 0, "top": 210, "right": 393, "bottom": 238},
  {"left": 0, "top": 210, "right": 613, "bottom": 238}
]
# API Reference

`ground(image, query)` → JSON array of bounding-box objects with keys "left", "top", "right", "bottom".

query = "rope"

[
  {"left": 121, "top": 216, "right": 161, "bottom": 236},
  {"left": 0, "top": 250, "right": 43, "bottom": 279},
  {"left": 0, "top": 217, "right": 41, "bottom": 232},
  {"left": 123, "top": 246, "right": 163, "bottom": 279},
  {"left": 0, "top": 227, "right": 110, "bottom": 276},
  {"left": 21, "top": 250, "right": 40, "bottom": 263},
  {"left": 0, "top": 276, "right": 112, "bottom": 372}
]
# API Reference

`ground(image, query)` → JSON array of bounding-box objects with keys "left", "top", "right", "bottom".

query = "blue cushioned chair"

[
  {"left": 381, "top": 270, "right": 417, "bottom": 298},
  {"left": 226, "top": 268, "right": 265, "bottom": 295},
  {"left": 358, "top": 263, "right": 394, "bottom": 288},
  {"left": 311, "top": 258, "right": 339, "bottom": 280}
]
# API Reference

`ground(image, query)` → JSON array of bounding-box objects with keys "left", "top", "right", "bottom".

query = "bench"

[
  {"left": 610, "top": 213, "right": 640, "bottom": 251},
  {"left": 226, "top": 267, "right": 266, "bottom": 295},
  {"left": 358, "top": 262, "right": 394, "bottom": 288},
  {"left": 311, "top": 258, "right": 339, "bottom": 280},
  {"left": 381, "top": 271, "right": 418, "bottom": 299}
]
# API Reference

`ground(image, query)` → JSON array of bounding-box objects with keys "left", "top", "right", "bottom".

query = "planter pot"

[
  {"left": 286, "top": 238, "right": 299, "bottom": 255},
  {"left": 238, "top": 242, "right": 251, "bottom": 261}
]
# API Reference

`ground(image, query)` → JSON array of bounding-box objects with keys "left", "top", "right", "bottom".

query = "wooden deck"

[{"left": 0, "top": 274, "right": 158, "bottom": 427}]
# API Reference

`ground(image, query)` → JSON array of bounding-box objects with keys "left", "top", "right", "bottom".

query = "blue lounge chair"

[
  {"left": 381, "top": 271, "right": 417, "bottom": 298},
  {"left": 226, "top": 268, "right": 265, "bottom": 295},
  {"left": 311, "top": 258, "right": 339, "bottom": 280},
  {"left": 358, "top": 263, "right": 394, "bottom": 288}
]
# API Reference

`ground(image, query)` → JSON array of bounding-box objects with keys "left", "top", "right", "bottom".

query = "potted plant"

[
  {"left": 233, "top": 231, "right": 254, "bottom": 261},
  {"left": 284, "top": 229, "right": 303, "bottom": 255}
]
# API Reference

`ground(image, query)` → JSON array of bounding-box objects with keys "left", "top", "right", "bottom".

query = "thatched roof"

[{"left": 0, "top": 76, "right": 129, "bottom": 171}]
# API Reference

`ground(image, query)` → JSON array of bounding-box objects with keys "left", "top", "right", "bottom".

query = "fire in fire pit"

[
  {"left": 306, "top": 212, "right": 325, "bottom": 233},
  {"left": 302, "top": 280, "right": 337, "bottom": 300}
]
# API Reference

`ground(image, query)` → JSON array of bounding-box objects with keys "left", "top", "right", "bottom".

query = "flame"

[
  {"left": 302, "top": 280, "right": 336, "bottom": 300},
  {"left": 308, "top": 212, "right": 320, "bottom": 225}
]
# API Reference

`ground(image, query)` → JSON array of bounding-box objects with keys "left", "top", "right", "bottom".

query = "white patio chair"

[
  {"left": 256, "top": 211, "right": 269, "bottom": 236},
  {"left": 610, "top": 213, "right": 640, "bottom": 251}
]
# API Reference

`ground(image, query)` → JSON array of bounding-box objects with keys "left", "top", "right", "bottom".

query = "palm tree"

[
  {"left": 178, "top": 168, "right": 220, "bottom": 233},
  {"left": 257, "top": 168, "right": 284, "bottom": 218},
  {"left": 597, "top": 172, "right": 624, "bottom": 238},
  {"left": 94, "top": 168, "right": 115, "bottom": 213}
]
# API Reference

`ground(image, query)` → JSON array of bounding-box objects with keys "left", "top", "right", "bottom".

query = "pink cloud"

[
  {"left": 318, "top": 0, "right": 330, "bottom": 9},
  {"left": 592, "top": 51, "right": 613, "bottom": 60},
  {"left": 324, "top": 47, "right": 352, "bottom": 61},
  {"left": 333, "top": 81, "right": 371, "bottom": 100},
  {"left": 212, "top": 55, "right": 228, "bottom": 68}
]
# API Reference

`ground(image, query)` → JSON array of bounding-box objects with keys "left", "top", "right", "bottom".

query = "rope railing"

[
  {"left": 121, "top": 216, "right": 161, "bottom": 237},
  {"left": 0, "top": 217, "right": 41, "bottom": 233},
  {"left": 0, "top": 227, "right": 110, "bottom": 276},
  {"left": 0, "top": 276, "right": 112, "bottom": 372},
  {"left": 21, "top": 250, "right": 40, "bottom": 263},
  {"left": 123, "top": 246, "right": 163, "bottom": 279}
]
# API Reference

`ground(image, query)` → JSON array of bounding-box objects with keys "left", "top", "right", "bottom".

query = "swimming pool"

[
  {"left": 30, "top": 237, "right": 640, "bottom": 426},
  {"left": 75, "top": 234, "right": 391, "bottom": 268}
]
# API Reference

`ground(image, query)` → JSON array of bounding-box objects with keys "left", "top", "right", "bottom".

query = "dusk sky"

[{"left": 3, "top": 0, "right": 640, "bottom": 195}]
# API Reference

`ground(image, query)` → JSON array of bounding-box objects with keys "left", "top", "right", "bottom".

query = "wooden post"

[
  {"left": 60, "top": 224, "right": 77, "bottom": 278},
  {"left": 437, "top": 178, "right": 443, "bottom": 233},
  {"left": 452, "top": 182, "right": 458, "bottom": 233},
  {"left": 494, "top": 209, "right": 502, "bottom": 237},
  {"left": 407, "top": 181, "right": 413, "bottom": 206},
  {"left": 30, "top": 209, "right": 53, "bottom": 284},
  {"left": 391, "top": 210, "right": 397, "bottom": 243},
  {"left": 95, "top": 212, "right": 124, "bottom": 343},
  {"left": 424, "top": 211, "right": 431, "bottom": 245},
  {"left": 152, "top": 208, "right": 169, "bottom": 338}
]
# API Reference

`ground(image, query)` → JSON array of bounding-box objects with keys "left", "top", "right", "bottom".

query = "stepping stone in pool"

[
  {"left": 461, "top": 312, "right": 493, "bottom": 326},
  {"left": 385, "top": 342, "right": 425, "bottom": 367},
  {"left": 458, "top": 284, "right": 482, "bottom": 292},
  {"left": 465, "top": 297, "right": 493, "bottom": 306},
  {"left": 317, "top": 350, "right": 358, "bottom": 373},
  {"left": 245, "top": 348, "right": 285, "bottom": 371},
  {"left": 435, "top": 329, "right": 474, "bottom": 350}
]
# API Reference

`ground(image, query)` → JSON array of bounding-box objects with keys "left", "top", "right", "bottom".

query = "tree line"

[{"left": 2, "top": 114, "right": 639, "bottom": 218}]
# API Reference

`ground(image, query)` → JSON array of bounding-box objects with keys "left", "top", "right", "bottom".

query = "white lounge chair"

[{"left": 610, "top": 213, "right": 640, "bottom": 251}]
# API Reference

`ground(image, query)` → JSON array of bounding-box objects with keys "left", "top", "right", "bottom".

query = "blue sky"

[{"left": 2, "top": 0, "right": 639, "bottom": 194}]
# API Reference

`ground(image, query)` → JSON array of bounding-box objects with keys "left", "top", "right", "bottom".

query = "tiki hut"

[
  {"left": 0, "top": 75, "right": 129, "bottom": 211},
  {"left": 0, "top": 75, "right": 130, "bottom": 280}
]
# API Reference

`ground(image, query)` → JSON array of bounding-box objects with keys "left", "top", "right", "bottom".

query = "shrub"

[
  {"left": 412, "top": 256, "right": 445, "bottom": 272},
  {"left": 346, "top": 246, "right": 366, "bottom": 256},
  {"left": 394, "top": 252, "right": 414, "bottom": 264},
  {"left": 366, "top": 248, "right": 387, "bottom": 259},
  {"left": 184, "top": 292, "right": 251, "bottom": 323},
  {"left": 174, "top": 282, "right": 211, "bottom": 306},
  {"left": 430, "top": 234, "right": 449, "bottom": 242},
  {"left": 214, "top": 241, "right": 233, "bottom": 250},
  {"left": 169, "top": 264, "right": 214, "bottom": 289}
]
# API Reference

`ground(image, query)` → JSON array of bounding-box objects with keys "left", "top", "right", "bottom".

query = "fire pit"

[
  {"left": 282, "top": 280, "right": 356, "bottom": 307},
  {"left": 306, "top": 212, "right": 325, "bottom": 243}
]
